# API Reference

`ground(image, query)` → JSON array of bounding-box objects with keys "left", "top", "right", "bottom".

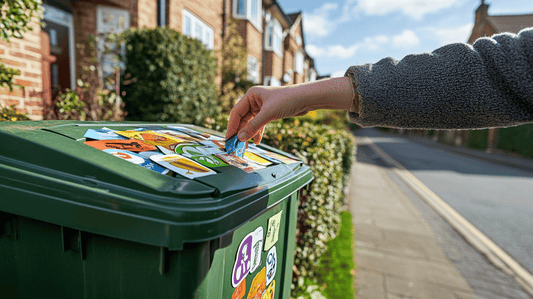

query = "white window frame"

[
  {"left": 309, "top": 69, "right": 317, "bottom": 82},
  {"left": 182, "top": 9, "right": 214, "bottom": 50},
  {"left": 247, "top": 56, "right": 259, "bottom": 84},
  {"left": 233, "top": 0, "right": 262, "bottom": 32},
  {"left": 265, "top": 18, "right": 283, "bottom": 57},
  {"left": 263, "top": 76, "right": 280, "bottom": 87},
  {"left": 295, "top": 34, "right": 302, "bottom": 46},
  {"left": 295, "top": 51, "right": 304, "bottom": 75}
]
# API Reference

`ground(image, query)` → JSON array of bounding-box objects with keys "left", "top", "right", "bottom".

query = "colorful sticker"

[
  {"left": 114, "top": 130, "right": 185, "bottom": 147},
  {"left": 216, "top": 154, "right": 265, "bottom": 173},
  {"left": 150, "top": 154, "right": 216, "bottom": 179},
  {"left": 246, "top": 267, "right": 266, "bottom": 299},
  {"left": 232, "top": 278, "right": 246, "bottom": 299},
  {"left": 244, "top": 151, "right": 272, "bottom": 166},
  {"left": 190, "top": 155, "right": 228, "bottom": 168},
  {"left": 175, "top": 143, "right": 224, "bottom": 157},
  {"left": 264, "top": 211, "right": 282, "bottom": 251},
  {"left": 156, "top": 130, "right": 202, "bottom": 142},
  {"left": 83, "top": 128, "right": 127, "bottom": 140},
  {"left": 265, "top": 246, "right": 277, "bottom": 287},
  {"left": 199, "top": 139, "right": 226, "bottom": 149},
  {"left": 103, "top": 149, "right": 169, "bottom": 174},
  {"left": 225, "top": 134, "right": 247, "bottom": 157},
  {"left": 261, "top": 280, "right": 275, "bottom": 299},
  {"left": 85, "top": 139, "right": 157, "bottom": 152},
  {"left": 157, "top": 145, "right": 176, "bottom": 155},
  {"left": 247, "top": 146, "right": 298, "bottom": 164},
  {"left": 232, "top": 226, "right": 264, "bottom": 288},
  {"left": 168, "top": 126, "right": 212, "bottom": 140}
]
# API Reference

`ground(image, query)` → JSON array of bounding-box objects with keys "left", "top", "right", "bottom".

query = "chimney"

[{"left": 475, "top": 0, "right": 489, "bottom": 24}]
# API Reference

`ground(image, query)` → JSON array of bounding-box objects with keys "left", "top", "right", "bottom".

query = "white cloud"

[
  {"left": 307, "top": 34, "right": 389, "bottom": 60},
  {"left": 424, "top": 23, "right": 473, "bottom": 45},
  {"left": 356, "top": 0, "right": 461, "bottom": 20},
  {"left": 302, "top": 2, "right": 340, "bottom": 37},
  {"left": 392, "top": 30, "right": 420, "bottom": 49},
  {"left": 331, "top": 70, "right": 346, "bottom": 78}
]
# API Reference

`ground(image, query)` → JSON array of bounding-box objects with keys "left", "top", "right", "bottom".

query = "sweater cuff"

[{"left": 344, "top": 67, "right": 360, "bottom": 118}]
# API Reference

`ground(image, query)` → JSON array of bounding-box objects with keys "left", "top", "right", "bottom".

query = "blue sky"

[{"left": 279, "top": 0, "right": 533, "bottom": 77}]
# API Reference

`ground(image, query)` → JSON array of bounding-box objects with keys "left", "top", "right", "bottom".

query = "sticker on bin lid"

[
  {"left": 199, "top": 139, "right": 225, "bottom": 149},
  {"left": 264, "top": 211, "right": 282, "bottom": 251},
  {"left": 83, "top": 128, "right": 127, "bottom": 140},
  {"left": 232, "top": 226, "right": 264, "bottom": 288},
  {"left": 216, "top": 154, "right": 265, "bottom": 173},
  {"left": 150, "top": 154, "right": 216, "bottom": 179},
  {"left": 190, "top": 155, "right": 228, "bottom": 168},
  {"left": 246, "top": 267, "right": 266, "bottom": 299},
  {"left": 103, "top": 149, "right": 169, "bottom": 174},
  {"left": 114, "top": 130, "right": 186, "bottom": 147},
  {"left": 247, "top": 145, "right": 299, "bottom": 164},
  {"left": 262, "top": 280, "right": 274, "bottom": 299},
  {"left": 265, "top": 246, "right": 277, "bottom": 287},
  {"left": 225, "top": 134, "right": 247, "bottom": 157},
  {"left": 232, "top": 278, "right": 246, "bottom": 299},
  {"left": 156, "top": 130, "right": 202, "bottom": 142},
  {"left": 168, "top": 126, "right": 212, "bottom": 140},
  {"left": 243, "top": 151, "right": 272, "bottom": 166},
  {"left": 174, "top": 143, "right": 224, "bottom": 157},
  {"left": 85, "top": 139, "right": 157, "bottom": 152}
]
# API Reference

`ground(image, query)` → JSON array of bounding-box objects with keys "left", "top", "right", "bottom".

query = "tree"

[
  {"left": 0, "top": 0, "right": 43, "bottom": 91},
  {"left": 217, "top": 18, "right": 254, "bottom": 113}
]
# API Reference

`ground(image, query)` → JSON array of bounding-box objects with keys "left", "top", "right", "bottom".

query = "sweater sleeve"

[{"left": 344, "top": 27, "right": 533, "bottom": 130}]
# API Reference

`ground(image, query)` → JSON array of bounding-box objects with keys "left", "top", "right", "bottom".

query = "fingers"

[
  {"left": 226, "top": 94, "right": 253, "bottom": 139},
  {"left": 253, "top": 126, "right": 265, "bottom": 145},
  {"left": 237, "top": 109, "right": 271, "bottom": 142}
]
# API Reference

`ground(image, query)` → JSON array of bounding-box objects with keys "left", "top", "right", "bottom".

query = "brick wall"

[
  {"left": 137, "top": 0, "right": 157, "bottom": 28},
  {"left": 263, "top": 51, "right": 283, "bottom": 81},
  {"left": 0, "top": 21, "right": 44, "bottom": 120}
]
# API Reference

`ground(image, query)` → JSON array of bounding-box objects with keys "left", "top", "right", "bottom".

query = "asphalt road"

[{"left": 354, "top": 128, "right": 533, "bottom": 277}]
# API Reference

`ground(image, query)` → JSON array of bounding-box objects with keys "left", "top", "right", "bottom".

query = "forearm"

[{"left": 283, "top": 77, "right": 355, "bottom": 112}]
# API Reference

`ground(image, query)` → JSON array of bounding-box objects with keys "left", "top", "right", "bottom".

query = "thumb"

[{"left": 238, "top": 110, "right": 271, "bottom": 142}]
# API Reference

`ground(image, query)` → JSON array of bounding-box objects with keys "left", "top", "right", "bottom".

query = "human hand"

[
  {"left": 225, "top": 86, "right": 310, "bottom": 144},
  {"left": 225, "top": 77, "right": 355, "bottom": 143}
]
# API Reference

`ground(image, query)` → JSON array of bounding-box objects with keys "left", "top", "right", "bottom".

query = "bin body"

[{"left": 0, "top": 121, "right": 312, "bottom": 299}]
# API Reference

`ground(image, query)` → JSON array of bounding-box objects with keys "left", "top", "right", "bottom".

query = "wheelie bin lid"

[{"left": 0, "top": 121, "right": 313, "bottom": 250}]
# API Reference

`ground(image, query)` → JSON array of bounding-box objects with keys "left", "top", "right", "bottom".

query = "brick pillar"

[{"left": 40, "top": 31, "right": 56, "bottom": 108}]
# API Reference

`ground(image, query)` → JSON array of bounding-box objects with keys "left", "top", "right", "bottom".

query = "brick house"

[
  {"left": 0, "top": 0, "right": 319, "bottom": 120},
  {"left": 465, "top": 0, "right": 533, "bottom": 149}
]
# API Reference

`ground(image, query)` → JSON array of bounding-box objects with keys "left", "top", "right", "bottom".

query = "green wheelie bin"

[{"left": 0, "top": 121, "right": 313, "bottom": 299}]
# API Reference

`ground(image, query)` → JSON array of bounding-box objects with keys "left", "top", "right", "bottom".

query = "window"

[
  {"left": 182, "top": 9, "right": 214, "bottom": 49},
  {"left": 157, "top": 0, "right": 166, "bottom": 26},
  {"left": 309, "top": 69, "right": 317, "bottom": 82},
  {"left": 265, "top": 18, "right": 282, "bottom": 56},
  {"left": 247, "top": 56, "right": 259, "bottom": 84},
  {"left": 295, "top": 34, "right": 302, "bottom": 46},
  {"left": 233, "top": 0, "right": 261, "bottom": 30},
  {"left": 264, "top": 76, "right": 280, "bottom": 86},
  {"left": 295, "top": 51, "right": 304, "bottom": 74},
  {"left": 49, "top": 28, "right": 57, "bottom": 46}
]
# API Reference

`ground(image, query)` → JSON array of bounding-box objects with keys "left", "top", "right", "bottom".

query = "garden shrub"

[
  {"left": 203, "top": 114, "right": 356, "bottom": 296},
  {"left": 1, "top": 104, "right": 30, "bottom": 122},
  {"left": 466, "top": 129, "right": 488, "bottom": 150},
  {"left": 121, "top": 27, "right": 220, "bottom": 125},
  {"left": 498, "top": 124, "right": 533, "bottom": 159}
]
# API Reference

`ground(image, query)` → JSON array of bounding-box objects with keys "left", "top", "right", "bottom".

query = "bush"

[
  {"left": 203, "top": 114, "right": 356, "bottom": 296},
  {"left": 498, "top": 124, "right": 533, "bottom": 159},
  {"left": 1, "top": 104, "right": 30, "bottom": 122},
  {"left": 121, "top": 27, "right": 220, "bottom": 125},
  {"left": 466, "top": 129, "right": 488, "bottom": 150}
]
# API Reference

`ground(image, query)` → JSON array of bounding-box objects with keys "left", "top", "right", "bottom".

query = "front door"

[{"left": 42, "top": 19, "right": 70, "bottom": 98}]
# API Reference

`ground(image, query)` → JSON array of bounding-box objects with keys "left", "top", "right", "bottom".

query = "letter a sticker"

[{"left": 232, "top": 226, "right": 264, "bottom": 288}]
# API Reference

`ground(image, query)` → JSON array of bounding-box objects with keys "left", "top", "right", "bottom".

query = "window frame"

[
  {"left": 182, "top": 9, "right": 215, "bottom": 50},
  {"left": 265, "top": 18, "right": 283, "bottom": 57},
  {"left": 294, "top": 51, "right": 304, "bottom": 75},
  {"left": 233, "top": 0, "right": 262, "bottom": 31},
  {"left": 247, "top": 56, "right": 260, "bottom": 84},
  {"left": 263, "top": 76, "right": 280, "bottom": 86}
]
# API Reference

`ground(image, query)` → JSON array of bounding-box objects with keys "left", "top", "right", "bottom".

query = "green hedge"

[
  {"left": 498, "top": 124, "right": 533, "bottom": 159},
  {"left": 466, "top": 129, "right": 488, "bottom": 150},
  {"left": 203, "top": 114, "right": 356, "bottom": 296},
  {"left": 121, "top": 27, "right": 220, "bottom": 125}
]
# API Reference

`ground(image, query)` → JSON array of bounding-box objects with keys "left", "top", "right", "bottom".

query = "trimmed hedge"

[
  {"left": 467, "top": 129, "right": 488, "bottom": 150},
  {"left": 121, "top": 27, "right": 220, "bottom": 125},
  {"left": 203, "top": 114, "right": 356, "bottom": 296},
  {"left": 498, "top": 124, "right": 533, "bottom": 159}
]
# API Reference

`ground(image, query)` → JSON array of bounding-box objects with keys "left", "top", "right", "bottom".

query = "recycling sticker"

[{"left": 232, "top": 226, "right": 264, "bottom": 288}]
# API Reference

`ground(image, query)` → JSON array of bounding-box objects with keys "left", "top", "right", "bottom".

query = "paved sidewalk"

[{"left": 348, "top": 141, "right": 478, "bottom": 299}]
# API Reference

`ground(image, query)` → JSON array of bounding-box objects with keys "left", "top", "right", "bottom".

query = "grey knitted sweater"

[{"left": 344, "top": 27, "right": 533, "bottom": 130}]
